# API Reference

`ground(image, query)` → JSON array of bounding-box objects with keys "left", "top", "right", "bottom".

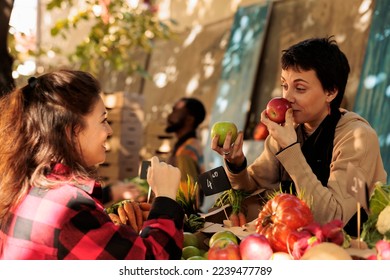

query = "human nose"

[{"left": 283, "top": 88, "right": 294, "bottom": 103}]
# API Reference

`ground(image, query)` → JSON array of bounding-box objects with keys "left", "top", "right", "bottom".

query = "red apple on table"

[
  {"left": 266, "top": 97, "right": 292, "bottom": 124},
  {"left": 239, "top": 233, "right": 273, "bottom": 260},
  {"left": 208, "top": 238, "right": 241, "bottom": 260},
  {"left": 211, "top": 121, "right": 238, "bottom": 147}
]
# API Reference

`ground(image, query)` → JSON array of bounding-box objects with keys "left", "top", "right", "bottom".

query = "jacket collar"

[{"left": 48, "top": 163, "right": 97, "bottom": 195}]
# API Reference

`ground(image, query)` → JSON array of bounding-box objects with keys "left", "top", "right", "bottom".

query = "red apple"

[
  {"left": 253, "top": 122, "right": 269, "bottom": 140},
  {"left": 266, "top": 97, "right": 292, "bottom": 124},
  {"left": 211, "top": 121, "right": 238, "bottom": 147},
  {"left": 208, "top": 238, "right": 241, "bottom": 260},
  {"left": 239, "top": 233, "right": 273, "bottom": 260}
]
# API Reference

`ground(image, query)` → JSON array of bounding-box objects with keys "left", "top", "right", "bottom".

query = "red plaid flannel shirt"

[{"left": 0, "top": 164, "right": 184, "bottom": 260}]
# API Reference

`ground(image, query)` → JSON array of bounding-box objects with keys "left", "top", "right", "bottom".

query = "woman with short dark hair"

[{"left": 212, "top": 37, "right": 387, "bottom": 236}]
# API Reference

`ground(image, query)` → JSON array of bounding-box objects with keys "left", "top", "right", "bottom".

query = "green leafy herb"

[
  {"left": 214, "top": 189, "right": 249, "bottom": 214},
  {"left": 183, "top": 214, "right": 205, "bottom": 233}
]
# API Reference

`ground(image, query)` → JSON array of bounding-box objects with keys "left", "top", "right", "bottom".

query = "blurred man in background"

[{"left": 165, "top": 97, "right": 206, "bottom": 209}]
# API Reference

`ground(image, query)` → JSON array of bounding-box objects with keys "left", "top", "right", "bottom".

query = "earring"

[{"left": 327, "top": 103, "right": 331, "bottom": 115}]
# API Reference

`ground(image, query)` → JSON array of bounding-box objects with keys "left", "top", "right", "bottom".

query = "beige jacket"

[{"left": 226, "top": 109, "right": 387, "bottom": 225}]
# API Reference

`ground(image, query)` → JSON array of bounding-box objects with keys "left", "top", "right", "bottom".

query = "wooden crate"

[
  {"left": 99, "top": 92, "right": 144, "bottom": 185},
  {"left": 107, "top": 106, "right": 144, "bottom": 123},
  {"left": 109, "top": 121, "right": 143, "bottom": 139},
  {"left": 99, "top": 160, "right": 140, "bottom": 186}
]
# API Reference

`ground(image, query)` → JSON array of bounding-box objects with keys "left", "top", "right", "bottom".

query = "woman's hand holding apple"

[
  {"left": 260, "top": 108, "right": 297, "bottom": 149},
  {"left": 211, "top": 128, "right": 245, "bottom": 168}
]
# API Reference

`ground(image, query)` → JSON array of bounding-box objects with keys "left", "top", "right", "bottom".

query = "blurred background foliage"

[{"left": 9, "top": 0, "right": 177, "bottom": 80}]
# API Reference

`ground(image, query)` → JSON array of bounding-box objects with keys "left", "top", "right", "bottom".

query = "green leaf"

[
  {"left": 46, "top": 0, "right": 69, "bottom": 10},
  {"left": 213, "top": 189, "right": 249, "bottom": 213},
  {"left": 361, "top": 213, "right": 383, "bottom": 248},
  {"left": 184, "top": 214, "right": 205, "bottom": 233},
  {"left": 21, "top": 0, "right": 177, "bottom": 79},
  {"left": 369, "top": 183, "right": 390, "bottom": 216}
]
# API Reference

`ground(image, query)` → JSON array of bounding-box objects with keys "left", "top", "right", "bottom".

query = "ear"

[{"left": 326, "top": 89, "right": 338, "bottom": 103}]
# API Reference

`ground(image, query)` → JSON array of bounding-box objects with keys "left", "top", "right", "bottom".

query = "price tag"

[
  {"left": 346, "top": 162, "right": 370, "bottom": 214},
  {"left": 198, "top": 166, "right": 232, "bottom": 196}
]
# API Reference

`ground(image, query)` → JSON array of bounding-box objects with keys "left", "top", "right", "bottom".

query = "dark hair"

[
  {"left": 281, "top": 36, "right": 350, "bottom": 111},
  {"left": 0, "top": 69, "right": 101, "bottom": 226},
  {"left": 181, "top": 97, "right": 206, "bottom": 128}
]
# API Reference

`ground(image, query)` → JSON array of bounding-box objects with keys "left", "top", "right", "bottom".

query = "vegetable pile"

[
  {"left": 287, "top": 219, "right": 348, "bottom": 259},
  {"left": 251, "top": 183, "right": 390, "bottom": 260},
  {"left": 256, "top": 193, "right": 314, "bottom": 253},
  {"left": 253, "top": 192, "right": 355, "bottom": 259},
  {"left": 105, "top": 200, "right": 151, "bottom": 232}
]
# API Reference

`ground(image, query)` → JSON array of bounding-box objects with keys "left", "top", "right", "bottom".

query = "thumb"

[
  {"left": 150, "top": 156, "right": 159, "bottom": 167},
  {"left": 147, "top": 156, "right": 159, "bottom": 184}
]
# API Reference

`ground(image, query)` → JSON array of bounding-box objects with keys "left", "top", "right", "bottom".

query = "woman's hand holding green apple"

[{"left": 210, "top": 121, "right": 245, "bottom": 167}]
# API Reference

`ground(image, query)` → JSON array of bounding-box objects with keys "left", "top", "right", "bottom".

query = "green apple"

[
  {"left": 211, "top": 121, "right": 238, "bottom": 147},
  {"left": 183, "top": 232, "right": 199, "bottom": 248},
  {"left": 209, "top": 230, "right": 239, "bottom": 247},
  {"left": 182, "top": 245, "right": 201, "bottom": 259}
]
